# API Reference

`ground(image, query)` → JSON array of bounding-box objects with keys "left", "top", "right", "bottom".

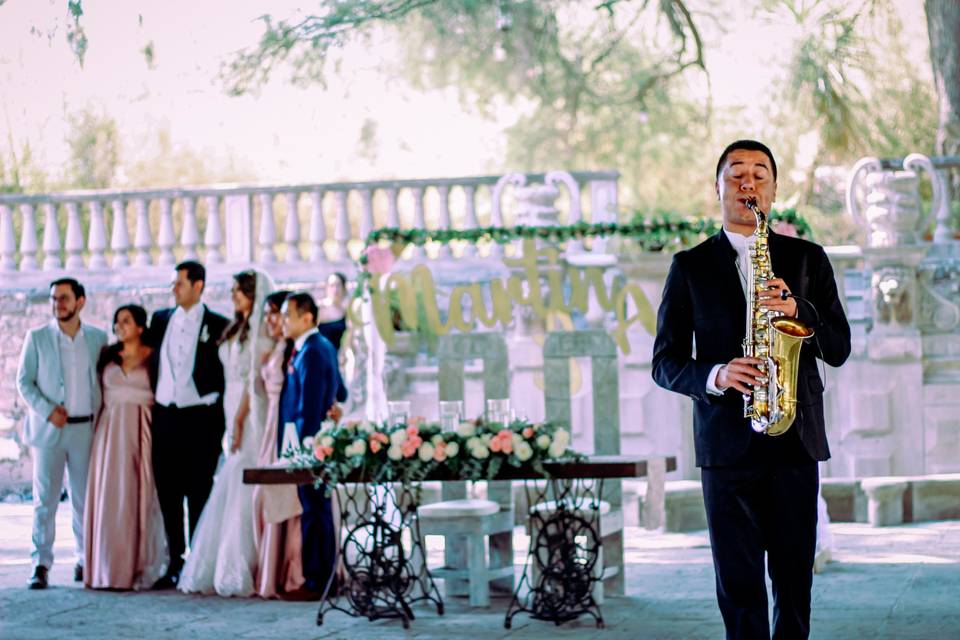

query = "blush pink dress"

[
  {"left": 84, "top": 362, "right": 168, "bottom": 590},
  {"left": 253, "top": 340, "right": 305, "bottom": 598}
]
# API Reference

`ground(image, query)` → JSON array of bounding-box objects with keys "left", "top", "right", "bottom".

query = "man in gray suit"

[{"left": 16, "top": 278, "right": 108, "bottom": 590}]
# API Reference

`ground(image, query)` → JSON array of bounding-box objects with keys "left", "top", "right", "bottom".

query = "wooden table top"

[{"left": 243, "top": 455, "right": 678, "bottom": 485}]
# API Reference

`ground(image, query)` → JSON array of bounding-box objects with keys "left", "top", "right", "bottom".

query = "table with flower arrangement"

[{"left": 244, "top": 418, "right": 676, "bottom": 629}]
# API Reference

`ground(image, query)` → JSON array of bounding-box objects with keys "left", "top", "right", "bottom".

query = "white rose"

[
  {"left": 554, "top": 428, "right": 570, "bottom": 447},
  {"left": 302, "top": 436, "right": 315, "bottom": 449},
  {"left": 320, "top": 419, "right": 336, "bottom": 433},
  {"left": 466, "top": 436, "right": 482, "bottom": 451},
  {"left": 320, "top": 435, "right": 335, "bottom": 448},
  {"left": 389, "top": 429, "right": 408, "bottom": 446},
  {"left": 548, "top": 440, "right": 566, "bottom": 459},
  {"left": 481, "top": 433, "right": 493, "bottom": 444},
  {"left": 352, "top": 439, "right": 367, "bottom": 456},
  {"left": 357, "top": 421, "right": 373, "bottom": 434},
  {"left": 387, "top": 445, "right": 404, "bottom": 461},
  {"left": 418, "top": 443, "right": 435, "bottom": 462},
  {"left": 456, "top": 422, "right": 476, "bottom": 438},
  {"left": 515, "top": 441, "right": 534, "bottom": 462},
  {"left": 471, "top": 445, "right": 490, "bottom": 460},
  {"left": 511, "top": 433, "right": 523, "bottom": 447},
  {"left": 445, "top": 442, "right": 460, "bottom": 458},
  {"left": 431, "top": 434, "right": 445, "bottom": 446},
  {"left": 536, "top": 434, "right": 551, "bottom": 450}
]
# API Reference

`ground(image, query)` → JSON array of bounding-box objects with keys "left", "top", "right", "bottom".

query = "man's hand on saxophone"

[
  {"left": 758, "top": 277, "right": 798, "bottom": 317},
  {"left": 714, "top": 357, "right": 765, "bottom": 395}
]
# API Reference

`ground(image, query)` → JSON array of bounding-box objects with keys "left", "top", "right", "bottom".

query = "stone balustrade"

[{"left": 0, "top": 171, "right": 620, "bottom": 288}]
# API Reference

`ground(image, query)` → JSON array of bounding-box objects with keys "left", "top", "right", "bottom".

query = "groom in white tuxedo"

[{"left": 17, "top": 278, "right": 108, "bottom": 590}]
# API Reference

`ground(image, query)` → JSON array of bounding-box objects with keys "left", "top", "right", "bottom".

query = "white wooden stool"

[{"left": 418, "top": 499, "right": 515, "bottom": 607}]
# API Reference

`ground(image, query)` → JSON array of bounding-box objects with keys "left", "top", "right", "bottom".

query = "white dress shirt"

[
  {"left": 293, "top": 327, "right": 319, "bottom": 354},
  {"left": 57, "top": 324, "right": 94, "bottom": 418},
  {"left": 155, "top": 304, "right": 218, "bottom": 407},
  {"left": 706, "top": 229, "right": 755, "bottom": 396}
]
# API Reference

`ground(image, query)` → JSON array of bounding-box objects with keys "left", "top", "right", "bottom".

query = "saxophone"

[{"left": 742, "top": 197, "right": 814, "bottom": 436}]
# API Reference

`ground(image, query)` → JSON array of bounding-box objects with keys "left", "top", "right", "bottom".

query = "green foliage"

[{"left": 65, "top": 108, "right": 120, "bottom": 189}]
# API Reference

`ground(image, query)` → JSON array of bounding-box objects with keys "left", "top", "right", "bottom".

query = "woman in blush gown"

[
  {"left": 178, "top": 269, "right": 274, "bottom": 597},
  {"left": 252, "top": 290, "right": 308, "bottom": 598},
  {"left": 84, "top": 305, "right": 168, "bottom": 590}
]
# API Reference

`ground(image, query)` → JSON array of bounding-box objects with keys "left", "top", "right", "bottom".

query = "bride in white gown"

[{"left": 179, "top": 269, "right": 274, "bottom": 596}]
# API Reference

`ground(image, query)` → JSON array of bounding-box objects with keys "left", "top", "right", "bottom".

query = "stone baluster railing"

[
  {"left": 309, "top": 190, "right": 326, "bottom": 263},
  {"left": 0, "top": 171, "right": 621, "bottom": 287},
  {"left": 42, "top": 203, "right": 61, "bottom": 270},
  {"left": 204, "top": 196, "right": 223, "bottom": 264},
  {"left": 110, "top": 199, "right": 130, "bottom": 268},
  {"left": 332, "top": 191, "right": 350, "bottom": 262},
  {"left": 19, "top": 203, "right": 39, "bottom": 271},
  {"left": 284, "top": 192, "right": 301, "bottom": 263}
]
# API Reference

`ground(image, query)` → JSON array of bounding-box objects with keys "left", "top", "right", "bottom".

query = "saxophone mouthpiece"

[{"left": 744, "top": 196, "right": 758, "bottom": 211}]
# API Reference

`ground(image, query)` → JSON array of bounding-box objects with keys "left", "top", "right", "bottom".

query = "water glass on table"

[
  {"left": 387, "top": 401, "right": 411, "bottom": 427},
  {"left": 485, "top": 398, "right": 512, "bottom": 425},
  {"left": 439, "top": 400, "right": 464, "bottom": 432}
]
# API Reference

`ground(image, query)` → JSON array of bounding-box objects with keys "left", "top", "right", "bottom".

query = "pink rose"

[
  {"left": 433, "top": 443, "right": 448, "bottom": 462},
  {"left": 776, "top": 222, "right": 799, "bottom": 238},
  {"left": 522, "top": 427, "right": 535, "bottom": 439},
  {"left": 370, "top": 439, "right": 382, "bottom": 454},
  {"left": 313, "top": 443, "right": 334, "bottom": 461},
  {"left": 364, "top": 245, "right": 396, "bottom": 275}
]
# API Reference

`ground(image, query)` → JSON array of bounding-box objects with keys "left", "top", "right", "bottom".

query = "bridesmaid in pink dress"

[
  {"left": 253, "top": 290, "right": 306, "bottom": 598},
  {"left": 84, "top": 305, "right": 167, "bottom": 590}
]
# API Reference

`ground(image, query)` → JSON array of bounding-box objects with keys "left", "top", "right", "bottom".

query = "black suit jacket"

[
  {"left": 651, "top": 230, "right": 851, "bottom": 467},
  {"left": 147, "top": 305, "right": 230, "bottom": 398}
]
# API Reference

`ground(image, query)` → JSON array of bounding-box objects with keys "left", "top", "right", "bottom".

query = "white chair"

[{"left": 417, "top": 499, "right": 515, "bottom": 606}]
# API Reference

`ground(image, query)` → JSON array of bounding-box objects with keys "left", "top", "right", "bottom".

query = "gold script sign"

[{"left": 353, "top": 239, "right": 656, "bottom": 355}]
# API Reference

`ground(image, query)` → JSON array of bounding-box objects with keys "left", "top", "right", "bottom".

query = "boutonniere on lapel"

[{"left": 199, "top": 325, "right": 210, "bottom": 344}]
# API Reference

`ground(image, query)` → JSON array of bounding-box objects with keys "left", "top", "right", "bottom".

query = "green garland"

[
  {"left": 353, "top": 210, "right": 811, "bottom": 298},
  {"left": 359, "top": 209, "right": 810, "bottom": 259}
]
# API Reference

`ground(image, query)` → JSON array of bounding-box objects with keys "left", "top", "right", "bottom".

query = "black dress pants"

[
  {"left": 297, "top": 483, "right": 338, "bottom": 594},
  {"left": 151, "top": 402, "right": 225, "bottom": 575},
  {"left": 701, "top": 460, "right": 819, "bottom": 640}
]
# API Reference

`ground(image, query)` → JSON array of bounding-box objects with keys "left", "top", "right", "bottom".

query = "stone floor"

[{"left": 1, "top": 502, "right": 959, "bottom": 639}]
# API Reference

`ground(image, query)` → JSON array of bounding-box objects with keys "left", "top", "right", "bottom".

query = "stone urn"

[{"left": 846, "top": 153, "right": 944, "bottom": 248}]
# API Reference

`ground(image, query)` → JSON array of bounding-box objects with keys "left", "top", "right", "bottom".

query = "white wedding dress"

[{"left": 179, "top": 272, "right": 274, "bottom": 597}]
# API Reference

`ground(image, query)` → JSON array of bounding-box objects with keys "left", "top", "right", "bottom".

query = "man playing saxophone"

[{"left": 652, "top": 140, "right": 851, "bottom": 639}]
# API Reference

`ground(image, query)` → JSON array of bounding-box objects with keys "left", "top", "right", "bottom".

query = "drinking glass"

[
  {"left": 439, "top": 400, "right": 465, "bottom": 432},
  {"left": 387, "top": 400, "right": 411, "bottom": 427},
  {"left": 485, "top": 398, "right": 512, "bottom": 425}
]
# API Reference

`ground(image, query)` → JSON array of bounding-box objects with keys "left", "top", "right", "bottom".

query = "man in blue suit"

[{"left": 279, "top": 291, "right": 347, "bottom": 598}]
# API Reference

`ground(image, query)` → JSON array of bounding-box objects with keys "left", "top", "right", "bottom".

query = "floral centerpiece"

[{"left": 282, "top": 417, "right": 580, "bottom": 490}]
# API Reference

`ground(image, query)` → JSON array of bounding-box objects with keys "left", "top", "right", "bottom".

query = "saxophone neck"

[{"left": 744, "top": 197, "right": 768, "bottom": 236}]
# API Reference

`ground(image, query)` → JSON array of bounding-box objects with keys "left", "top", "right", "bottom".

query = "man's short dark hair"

[
  {"left": 175, "top": 260, "right": 206, "bottom": 287},
  {"left": 286, "top": 291, "right": 319, "bottom": 324},
  {"left": 50, "top": 278, "right": 85, "bottom": 299},
  {"left": 716, "top": 139, "right": 778, "bottom": 182}
]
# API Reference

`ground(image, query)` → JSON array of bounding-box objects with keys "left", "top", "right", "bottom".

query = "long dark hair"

[
  {"left": 97, "top": 304, "right": 148, "bottom": 377},
  {"left": 220, "top": 270, "right": 257, "bottom": 345},
  {"left": 264, "top": 290, "right": 297, "bottom": 372}
]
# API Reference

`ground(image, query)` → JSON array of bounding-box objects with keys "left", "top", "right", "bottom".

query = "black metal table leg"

[
  {"left": 504, "top": 477, "right": 606, "bottom": 628},
  {"left": 317, "top": 481, "right": 444, "bottom": 627}
]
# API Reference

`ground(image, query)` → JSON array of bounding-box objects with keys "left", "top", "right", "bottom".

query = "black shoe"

[
  {"left": 152, "top": 573, "right": 179, "bottom": 590},
  {"left": 73, "top": 564, "right": 83, "bottom": 582},
  {"left": 28, "top": 566, "right": 48, "bottom": 590}
]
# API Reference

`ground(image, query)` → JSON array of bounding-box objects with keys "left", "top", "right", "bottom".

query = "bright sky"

[{"left": 0, "top": 0, "right": 931, "bottom": 188}]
